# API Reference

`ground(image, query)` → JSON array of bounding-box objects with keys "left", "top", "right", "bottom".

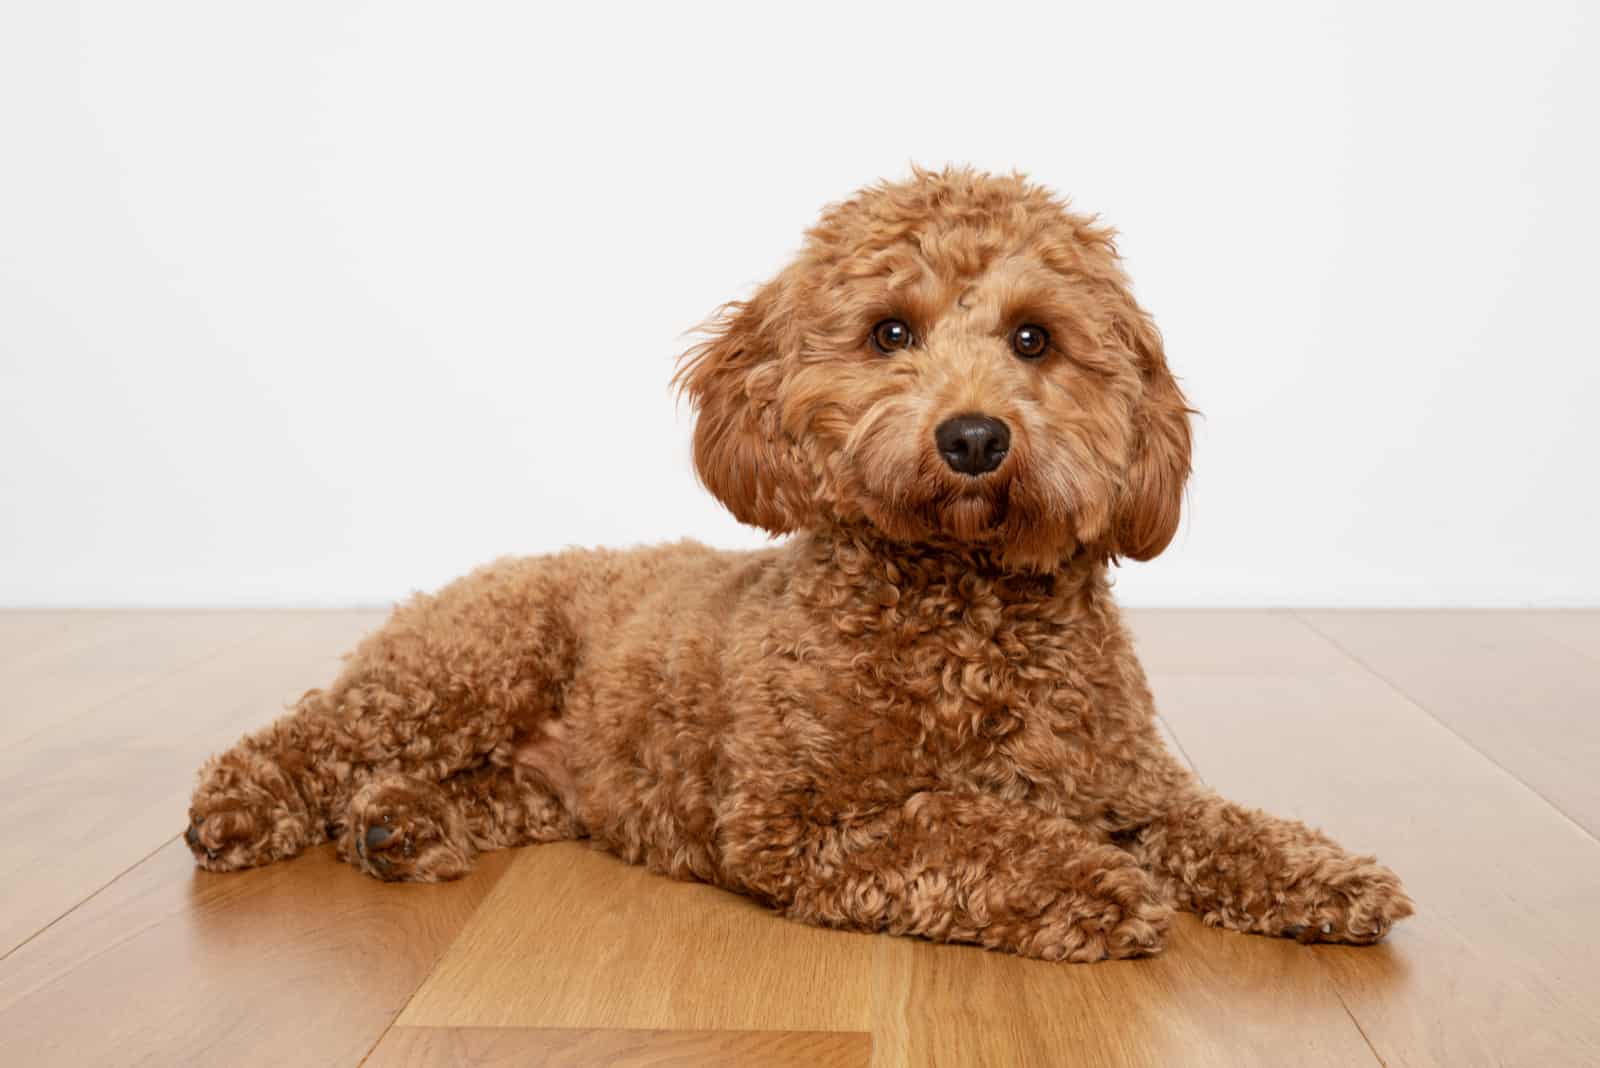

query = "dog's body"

[{"left": 187, "top": 169, "right": 1410, "bottom": 960}]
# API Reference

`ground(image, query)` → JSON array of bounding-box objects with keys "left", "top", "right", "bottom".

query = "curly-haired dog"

[{"left": 186, "top": 168, "right": 1411, "bottom": 961}]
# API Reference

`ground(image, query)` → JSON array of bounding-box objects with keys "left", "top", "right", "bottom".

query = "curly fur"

[{"left": 186, "top": 168, "right": 1411, "bottom": 961}]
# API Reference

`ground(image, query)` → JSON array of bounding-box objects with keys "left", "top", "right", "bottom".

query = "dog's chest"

[{"left": 807, "top": 581, "right": 1124, "bottom": 802}]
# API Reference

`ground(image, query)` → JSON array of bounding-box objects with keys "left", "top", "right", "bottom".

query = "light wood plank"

[
  {"left": 1138, "top": 611, "right": 1600, "bottom": 1067},
  {"left": 1124, "top": 608, "right": 1355, "bottom": 676},
  {"left": 0, "top": 610, "right": 291, "bottom": 750},
  {"left": 400, "top": 840, "right": 1376, "bottom": 1067},
  {"left": 1513, "top": 609, "right": 1600, "bottom": 663},
  {"left": 1299, "top": 610, "right": 1600, "bottom": 835},
  {"left": 0, "top": 612, "right": 98, "bottom": 668},
  {"left": 365, "top": 1026, "right": 871, "bottom": 1067},
  {"left": 0, "top": 610, "right": 384, "bottom": 956},
  {"left": 887, "top": 919, "right": 1376, "bottom": 1068},
  {"left": 0, "top": 840, "right": 511, "bottom": 1067},
  {"left": 399, "top": 842, "right": 891, "bottom": 1034}
]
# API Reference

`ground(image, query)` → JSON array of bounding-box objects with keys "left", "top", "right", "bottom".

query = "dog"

[{"left": 186, "top": 168, "right": 1411, "bottom": 961}]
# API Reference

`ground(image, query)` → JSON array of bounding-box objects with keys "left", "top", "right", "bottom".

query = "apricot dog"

[{"left": 186, "top": 169, "right": 1411, "bottom": 961}]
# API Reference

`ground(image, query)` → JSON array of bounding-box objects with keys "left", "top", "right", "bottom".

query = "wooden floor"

[{"left": 1, "top": 610, "right": 1597, "bottom": 1066}]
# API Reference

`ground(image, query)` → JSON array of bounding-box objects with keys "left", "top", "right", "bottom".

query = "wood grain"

[
  {"left": 399, "top": 839, "right": 1377, "bottom": 1067},
  {"left": 1142, "top": 611, "right": 1600, "bottom": 1067},
  {"left": 0, "top": 840, "right": 511, "bottom": 1067},
  {"left": 2, "top": 609, "right": 1597, "bottom": 1066},
  {"left": 0, "top": 610, "right": 286, "bottom": 750},
  {"left": 887, "top": 919, "right": 1378, "bottom": 1068},
  {"left": 399, "top": 841, "right": 892, "bottom": 1034},
  {"left": 1298, "top": 610, "right": 1600, "bottom": 835},
  {"left": 365, "top": 1026, "right": 871, "bottom": 1067},
  {"left": 1125, "top": 608, "right": 1355, "bottom": 676},
  {"left": 0, "top": 612, "right": 95, "bottom": 667},
  {"left": 0, "top": 610, "right": 383, "bottom": 956},
  {"left": 1516, "top": 609, "right": 1600, "bottom": 662}
]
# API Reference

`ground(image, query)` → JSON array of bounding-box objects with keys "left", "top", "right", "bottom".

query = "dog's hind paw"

[
  {"left": 339, "top": 774, "right": 476, "bottom": 882},
  {"left": 1027, "top": 852, "right": 1172, "bottom": 962},
  {"left": 187, "top": 759, "right": 316, "bottom": 872}
]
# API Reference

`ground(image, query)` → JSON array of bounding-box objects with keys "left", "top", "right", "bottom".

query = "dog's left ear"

[
  {"left": 674, "top": 276, "right": 800, "bottom": 534},
  {"left": 1109, "top": 306, "right": 1193, "bottom": 560}
]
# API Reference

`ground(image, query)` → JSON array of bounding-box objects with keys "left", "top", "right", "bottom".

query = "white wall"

[{"left": 2, "top": 1, "right": 1596, "bottom": 607}]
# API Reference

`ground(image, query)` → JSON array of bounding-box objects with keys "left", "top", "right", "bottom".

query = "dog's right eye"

[{"left": 870, "top": 319, "right": 913, "bottom": 355}]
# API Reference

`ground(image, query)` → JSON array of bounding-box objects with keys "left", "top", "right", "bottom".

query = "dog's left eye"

[
  {"left": 871, "top": 319, "right": 913, "bottom": 355},
  {"left": 1012, "top": 325, "right": 1049, "bottom": 359}
]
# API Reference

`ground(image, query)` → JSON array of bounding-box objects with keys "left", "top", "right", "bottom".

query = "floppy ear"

[
  {"left": 1110, "top": 308, "right": 1193, "bottom": 560},
  {"left": 673, "top": 279, "right": 799, "bottom": 534}
]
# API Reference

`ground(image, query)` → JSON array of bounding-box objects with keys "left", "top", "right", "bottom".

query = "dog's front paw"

[
  {"left": 1028, "top": 849, "right": 1172, "bottom": 962},
  {"left": 339, "top": 775, "right": 476, "bottom": 882},
  {"left": 1279, "top": 857, "right": 1413, "bottom": 944}
]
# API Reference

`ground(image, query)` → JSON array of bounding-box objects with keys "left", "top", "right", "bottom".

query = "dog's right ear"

[{"left": 674, "top": 276, "right": 800, "bottom": 534}]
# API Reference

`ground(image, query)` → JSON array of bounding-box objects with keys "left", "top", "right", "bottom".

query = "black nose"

[{"left": 935, "top": 415, "right": 1011, "bottom": 476}]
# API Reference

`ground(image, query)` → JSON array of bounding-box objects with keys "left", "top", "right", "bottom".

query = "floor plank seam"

[
  {"left": 354, "top": 864, "right": 510, "bottom": 1068},
  {"left": 1289, "top": 610, "right": 1600, "bottom": 847},
  {"left": 1155, "top": 711, "right": 1203, "bottom": 778},
  {"left": 9, "top": 616, "right": 288, "bottom": 752},
  {"left": 0, "top": 834, "right": 179, "bottom": 963},
  {"left": 1163, "top": 696, "right": 1392, "bottom": 1067},
  {"left": 8, "top": 611, "right": 1596, "bottom": 1063},
  {"left": 1332, "top": 986, "right": 1388, "bottom": 1067},
  {"left": 1514, "top": 611, "right": 1600, "bottom": 666}
]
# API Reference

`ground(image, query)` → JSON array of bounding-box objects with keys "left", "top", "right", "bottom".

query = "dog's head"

[{"left": 676, "top": 168, "right": 1192, "bottom": 569}]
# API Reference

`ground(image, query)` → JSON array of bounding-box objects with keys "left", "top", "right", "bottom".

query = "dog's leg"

[
  {"left": 186, "top": 560, "right": 580, "bottom": 872},
  {"left": 1124, "top": 788, "right": 1413, "bottom": 944},
  {"left": 336, "top": 760, "right": 578, "bottom": 882},
  {"left": 722, "top": 791, "right": 1171, "bottom": 962}
]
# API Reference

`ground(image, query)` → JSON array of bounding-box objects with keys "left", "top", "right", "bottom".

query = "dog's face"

[{"left": 677, "top": 169, "right": 1191, "bottom": 569}]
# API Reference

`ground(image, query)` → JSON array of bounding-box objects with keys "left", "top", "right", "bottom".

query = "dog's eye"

[
  {"left": 1012, "top": 325, "right": 1049, "bottom": 359},
  {"left": 871, "top": 319, "right": 913, "bottom": 355}
]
